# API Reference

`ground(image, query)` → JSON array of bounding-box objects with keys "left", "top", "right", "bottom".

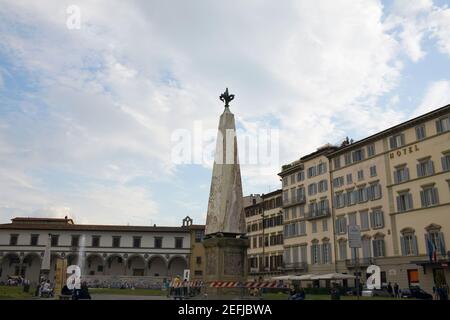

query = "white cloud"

[
  {"left": 413, "top": 80, "right": 450, "bottom": 116},
  {"left": 0, "top": 0, "right": 448, "bottom": 224},
  {"left": 384, "top": 0, "right": 450, "bottom": 61}
]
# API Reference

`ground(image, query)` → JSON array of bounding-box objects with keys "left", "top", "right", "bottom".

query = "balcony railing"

[
  {"left": 305, "top": 208, "right": 330, "bottom": 220},
  {"left": 282, "top": 196, "right": 306, "bottom": 208},
  {"left": 282, "top": 262, "right": 308, "bottom": 271},
  {"left": 345, "top": 258, "right": 375, "bottom": 268},
  {"left": 249, "top": 266, "right": 284, "bottom": 274}
]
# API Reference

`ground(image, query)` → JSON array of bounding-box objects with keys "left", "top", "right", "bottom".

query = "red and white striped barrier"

[
  {"left": 169, "top": 280, "right": 204, "bottom": 288},
  {"left": 208, "top": 281, "right": 287, "bottom": 288}
]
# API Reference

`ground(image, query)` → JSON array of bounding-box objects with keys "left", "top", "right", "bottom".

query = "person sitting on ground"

[{"left": 41, "top": 280, "right": 53, "bottom": 297}]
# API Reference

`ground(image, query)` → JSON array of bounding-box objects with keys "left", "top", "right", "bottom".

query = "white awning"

[{"left": 310, "top": 273, "right": 356, "bottom": 280}]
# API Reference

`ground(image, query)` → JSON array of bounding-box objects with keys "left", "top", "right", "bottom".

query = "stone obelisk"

[{"left": 203, "top": 88, "right": 248, "bottom": 297}]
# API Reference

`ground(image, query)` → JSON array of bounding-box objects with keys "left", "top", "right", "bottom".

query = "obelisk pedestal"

[{"left": 203, "top": 235, "right": 249, "bottom": 297}]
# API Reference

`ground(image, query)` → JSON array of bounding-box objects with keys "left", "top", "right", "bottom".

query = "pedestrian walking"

[
  {"left": 387, "top": 282, "right": 393, "bottom": 297},
  {"left": 393, "top": 283, "right": 399, "bottom": 298}
]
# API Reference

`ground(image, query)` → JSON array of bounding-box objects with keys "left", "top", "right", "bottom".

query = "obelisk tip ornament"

[
  {"left": 219, "top": 87, "right": 235, "bottom": 108},
  {"left": 204, "top": 88, "right": 246, "bottom": 237}
]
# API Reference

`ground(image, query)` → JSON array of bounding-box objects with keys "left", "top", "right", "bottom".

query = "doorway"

[{"left": 433, "top": 268, "right": 447, "bottom": 287}]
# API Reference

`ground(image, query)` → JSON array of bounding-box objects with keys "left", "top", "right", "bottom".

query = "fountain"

[{"left": 78, "top": 235, "right": 86, "bottom": 281}]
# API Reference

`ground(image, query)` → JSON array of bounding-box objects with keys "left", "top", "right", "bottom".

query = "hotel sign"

[{"left": 390, "top": 144, "right": 419, "bottom": 159}]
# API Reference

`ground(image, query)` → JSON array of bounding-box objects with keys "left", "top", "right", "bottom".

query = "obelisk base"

[{"left": 202, "top": 235, "right": 249, "bottom": 298}]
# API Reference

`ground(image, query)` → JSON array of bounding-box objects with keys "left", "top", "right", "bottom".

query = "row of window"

[
  {"left": 396, "top": 185, "right": 440, "bottom": 212},
  {"left": 7, "top": 234, "right": 185, "bottom": 249},
  {"left": 337, "top": 237, "right": 385, "bottom": 260},
  {"left": 282, "top": 162, "right": 328, "bottom": 187},
  {"left": 332, "top": 166, "right": 377, "bottom": 188},
  {"left": 284, "top": 241, "right": 333, "bottom": 265},
  {"left": 335, "top": 209, "right": 384, "bottom": 234},
  {"left": 250, "top": 233, "right": 283, "bottom": 249},
  {"left": 390, "top": 116, "right": 450, "bottom": 150},
  {"left": 333, "top": 183, "right": 382, "bottom": 209},
  {"left": 335, "top": 144, "right": 376, "bottom": 169},
  {"left": 283, "top": 199, "right": 330, "bottom": 221},
  {"left": 248, "top": 255, "right": 283, "bottom": 270},
  {"left": 244, "top": 197, "right": 283, "bottom": 218},
  {"left": 247, "top": 215, "right": 283, "bottom": 233},
  {"left": 394, "top": 153, "right": 450, "bottom": 185},
  {"left": 400, "top": 229, "right": 446, "bottom": 257},
  {"left": 331, "top": 115, "right": 450, "bottom": 170},
  {"left": 284, "top": 219, "right": 330, "bottom": 238}
]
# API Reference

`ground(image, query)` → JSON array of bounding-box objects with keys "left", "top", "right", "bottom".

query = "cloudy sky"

[{"left": 0, "top": 0, "right": 449, "bottom": 226}]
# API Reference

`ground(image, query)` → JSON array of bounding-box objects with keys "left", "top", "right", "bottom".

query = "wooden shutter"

[
  {"left": 396, "top": 196, "right": 402, "bottom": 212},
  {"left": 400, "top": 236, "right": 406, "bottom": 256},
  {"left": 412, "top": 235, "right": 419, "bottom": 256},
  {"left": 431, "top": 188, "right": 439, "bottom": 205},
  {"left": 438, "top": 232, "right": 446, "bottom": 255},
  {"left": 369, "top": 211, "right": 375, "bottom": 229},
  {"left": 400, "top": 133, "right": 405, "bottom": 146},
  {"left": 407, "top": 193, "right": 413, "bottom": 210},
  {"left": 417, "top": 163, "right": 422, "bottom": 177},
  {"left": 443, "top": 156, "right": 448, "bottom": 171},
  {"left": 379, "top": 211, "right": 384, "bottom": 228},
  {"left": 436, "top": 119, "right": 443, "bottom": 133},
  {"left": 389, "top": 136, "right": 395, "bottom": 149},
  {"left": 424, "top": 234, "right": 430, "bottom": 256},
  {"left": 420, "top": 190, "right": 426, "bottom": 208}
]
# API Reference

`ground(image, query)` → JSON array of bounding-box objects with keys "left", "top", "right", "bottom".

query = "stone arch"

[
  {"left": 148, "top": 255, "right": 168, "bottom": 277},
  {"left": 66, "top": 253, "right": 79, "bottom": 266},
  {"left": 86, "top": 253, "right": 104, "bottom": 276},
  {"left": 168, "top": 255, "right": 188, "bottom": 277},
  {"left": 23, "top": 253, "right": 41, "bottom": 283},
  {"left": 126, "top": 254, "right": 145, "bottom": 276},
  {"left": 106, "top": 254, "right": 124, "bottom": 276},
  {"left": 0, "top": 252, "right": 21, "bottom": 282}
]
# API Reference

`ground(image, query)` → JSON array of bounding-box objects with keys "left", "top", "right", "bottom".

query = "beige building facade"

[
  {"left": 245, "top": 191, "right": 284, "bottom": 279},
  {"left": 274, "top": 104, "right": 450, "bottom": 292}
]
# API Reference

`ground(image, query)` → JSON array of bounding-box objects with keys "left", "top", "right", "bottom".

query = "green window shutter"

[
  {"left": 400, "top": 236, "right": 406, "bottom": 256},
  {"left": 396, "top": 196, "right": 402, "bottom": 212},
  {"left": 432, "top": 188, "right": 439, "bottom": 205},
  {"left": 407, "top": 193, "right": 413, "bottom": 210},
  {"left": 438, "top": 232, "right": 446, "bottom": 255},
  {"left": 379, "top": 211, "right": 384, "bottom": 228},
  {"left": 412, "top": 235, "right": 419, "bottom": 256},
  {"left": 436, "top": 119, "right": 443, "bottom": 133},
  {"left": 369, "top": 211, "right": 375, "bottom": 229},
  {"left": 420, "top": 190, "right": 426, "bottom": 208},
  {"left": 389, "top": 136, "right": 395, "bottom": 149},
  {"left": 424, "top": 234, "right": 431, "bottom": 256}
]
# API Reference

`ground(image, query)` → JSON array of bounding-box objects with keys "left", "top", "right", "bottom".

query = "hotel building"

[{"left": 275, "top": 104, "right": 450, "bottom": 292}]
